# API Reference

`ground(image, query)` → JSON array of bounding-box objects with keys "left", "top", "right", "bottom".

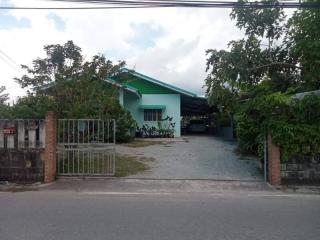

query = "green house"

[{"left": 109, "top": 69, "right": 212, "bottom": 137}]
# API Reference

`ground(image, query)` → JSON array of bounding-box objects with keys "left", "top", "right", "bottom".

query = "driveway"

[{"left": 117, "top": 136, "right": 263, "bottom": 180}]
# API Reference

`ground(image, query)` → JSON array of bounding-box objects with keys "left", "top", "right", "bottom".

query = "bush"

[
  {"left": 236, "top": 92, "right": 320, "bottom": 162},
  {"left": 107, "top": 103, "right": 136, "bottom": 143},
  {"left": 0, "top": 104, "right": 11, "bottom": 119},
  {"left": 11, "top": 94, "right": 55, "bottom": 119},
  {"left": 235, "top": 112, "right": 260, "bottom": 155}
]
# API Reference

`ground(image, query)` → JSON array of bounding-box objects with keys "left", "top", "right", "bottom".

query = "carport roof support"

[{"left": 181, "top": 95, "right": 217, "bottom": 116}]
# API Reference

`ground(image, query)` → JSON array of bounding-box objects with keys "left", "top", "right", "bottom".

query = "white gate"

[{"left": 56, "top": 119, "right": 116, "bottom": 176}]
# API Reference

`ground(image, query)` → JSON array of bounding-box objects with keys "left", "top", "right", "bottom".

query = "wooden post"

[{"left": 43, "top": 112, "right": 57, "bottom": 183}]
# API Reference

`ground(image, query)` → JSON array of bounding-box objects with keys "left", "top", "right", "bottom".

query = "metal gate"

[{"left": 56, "top": 119, "right": 116, "bottom": 176}]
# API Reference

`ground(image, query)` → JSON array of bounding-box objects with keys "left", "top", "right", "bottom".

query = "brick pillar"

[
  {"left": 268, "top": 134, "right": 281, "bottom": 185},
  {"left": 43, "top": 112, "right": 57, "bottom": 183}
]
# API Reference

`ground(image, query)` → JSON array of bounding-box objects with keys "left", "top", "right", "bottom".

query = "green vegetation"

[
  {"left": 56, "top": 152, "right": 150, "bottom": 177},
  {"left": 0, "top": 86, "right": 10, "bottom": 119},
  {"left": 136, "top": 115, "right": 176, "bottom": 138},
  {"left": 0, "top": 86, "right": 8, "bottom": 104},
  {"left": 122, "top": 140, "right": 166, "bottom": 148},
  {"left": 205, "top": 0, "right": 320, "bottom": 161},
  {"left": 115, "top": 154, "right": 149, "bottom": 177},
  {"left": 6, "top": 41, "right": 136, "bottom": 142}
]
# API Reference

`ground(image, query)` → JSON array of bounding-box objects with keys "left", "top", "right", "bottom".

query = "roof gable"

[
  {"left": 125, "top": 76, "right": 178, "bottom": 94},
  {"left": 112, "top": 68, "right": 198, "bottom": 97}
]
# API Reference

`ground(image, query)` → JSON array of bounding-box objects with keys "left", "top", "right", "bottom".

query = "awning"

[{"left": 139, "top": 105, "right": 166, "bottom": 110}]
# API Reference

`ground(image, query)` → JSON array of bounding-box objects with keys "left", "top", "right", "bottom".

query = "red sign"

[{"left": 3, "top": 127, "right": 16, "bottom": 135}]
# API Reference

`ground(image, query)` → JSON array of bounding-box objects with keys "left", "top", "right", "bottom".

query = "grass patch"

[
  {"left": 122, "top": 140, "right": 165, "bottom": 148},
  {"left": 115, "top": 154, "right": 150, "bottom": 177},
  {"left": 139, "top": 156, "right": 156, "bottom": 162}
]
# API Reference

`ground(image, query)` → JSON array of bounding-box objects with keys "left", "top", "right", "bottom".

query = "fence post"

[
  {"left": 43, "top": 112, "right": 57, "bottom": 183},
  {"left": 267, "top": 134, "right": 281, "bottom": 185}
]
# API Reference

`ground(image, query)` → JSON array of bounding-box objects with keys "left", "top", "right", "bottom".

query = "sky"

[{"left": 0, "top": 0, "right": 244, "bottom": 102}]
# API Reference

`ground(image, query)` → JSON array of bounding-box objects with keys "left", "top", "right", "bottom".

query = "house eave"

[{"left": 104, "top": 78, "right": 142, "bottom": 98}]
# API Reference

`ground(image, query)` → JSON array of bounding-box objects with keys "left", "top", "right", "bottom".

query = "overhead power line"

[
  {"left": 0, "top": 0, "right": 319, "bottom": 9},
  {"left": 0, "top": 50, "right": 21, "bottom": 68},
  {"left": 0, "top": 49, "right": 23, "bottom": 74}
]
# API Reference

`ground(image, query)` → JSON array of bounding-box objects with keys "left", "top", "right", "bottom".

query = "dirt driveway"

[{"left": 116, "top": 136, "right": 263, "bottom": 181}]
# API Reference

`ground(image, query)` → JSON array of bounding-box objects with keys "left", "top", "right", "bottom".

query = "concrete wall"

[
  {"left": 281, "top": 155, "right": 320, "bottom": 184},
  {"left": 123, "top": 92, "right": 181, "bottom": 137},
  {"left": 0, "top": 112, "right": 57, "bottom": 183},
  {"left": 267, "top": 134, "right": 320, "bottom": 185},
  {"left": 216, "top": 127, "right": 234, "bottom": 140}
]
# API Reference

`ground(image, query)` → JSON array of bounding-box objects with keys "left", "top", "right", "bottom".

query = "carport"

[
  {"left": 181, "top": 95, "right": 217, "bottom": 117},
  {"left": 180, "top": 95, "right": 217, "bottom": 135}
]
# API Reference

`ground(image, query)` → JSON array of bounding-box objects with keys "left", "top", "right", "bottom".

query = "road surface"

[{"left": 0, "top": 186, "right": 319, "bottom": 240}]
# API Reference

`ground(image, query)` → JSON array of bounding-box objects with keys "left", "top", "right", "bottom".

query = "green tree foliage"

[
  {"left": 231, "top": 0, "right": 285, "bottom": 42},
  {"left": 0, "top": 86, "right": 9, "bottom": 104},
  {"left": 14, "top": 41, "right": 136, "bottom": 142},
  {"left": 0, "top": 86, "right": 11, "bottom": 118},
  {"left": 205, "top": 36, "right": 266, "bottom": 127},
  {"left": 11, "top": 94, "right": 55, "bottom": 119},
  {"left": 269, "top": 94, "right": 320, "bottom": 160},
  {"left": 286, "top": 0, "right": 320, "bottom": 90},
  {"left": 205, "top": 0, "right": 320, "bottom": 160}
]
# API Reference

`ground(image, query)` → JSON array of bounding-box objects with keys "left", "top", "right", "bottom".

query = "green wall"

[{"left": 125, "top": 77, "right": 177, "bottom": 94}]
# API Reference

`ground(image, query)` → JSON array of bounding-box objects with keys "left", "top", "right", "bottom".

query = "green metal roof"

[
  {"left": 139, "top": 105, "right": 166, "bottom": 110},
  {"left": 115, "top": 68, "right": 198, "bottom": 98}
]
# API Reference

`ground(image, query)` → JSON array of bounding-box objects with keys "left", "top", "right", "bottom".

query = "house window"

[{"left": 144, "top": 109, "right": 162, "bottom": 121}]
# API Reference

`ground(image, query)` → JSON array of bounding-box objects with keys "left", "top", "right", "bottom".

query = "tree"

[
  {"left": 11, "top": 94, "right": 55, "bottom": 119},
  {"left": 15, "top": 41, "right": 123, "bottom": 117},
  {"left": 230, "top": 0, "right": 286, "bottom": 48},
  {"left": 0, "top": 86, "right": 11, "bottom": 118},
  {"left": 14, "top": 41, "right": 136, "bottom": 142},
  {"left": 205, "top": 0, "right": 320, "bottom": 157},
  {"left": 0, "top": 86, "right": 9, "bottom": 104},
  {"left": 205, "top": 0, "right": 304, "bottom": 112},
  {"left": 286, "top": 0, "right": 320, "bottom": 91},
  {"left": 205, "top": 35, "right": 266, "bottom": 127}
]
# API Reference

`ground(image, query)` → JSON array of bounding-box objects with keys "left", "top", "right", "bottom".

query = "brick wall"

[
  {"left": 267, "top": 135, "right": 281, "bottom": 185},
  {"left": 43, "top": 112, "right": 57, "bottom": 183}
]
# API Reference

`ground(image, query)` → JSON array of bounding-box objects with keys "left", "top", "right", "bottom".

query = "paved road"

[
  {"left": 1, "top": 189, "right": 319, "bottom": 240},
  {"left": 117, "top": 135, "right": 262, "bottom": 180}
]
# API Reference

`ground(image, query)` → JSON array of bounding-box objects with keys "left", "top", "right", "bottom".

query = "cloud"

[
  {"left": 129, "top": 22, "right": 165, "bottom": 49},
  {"left": 0, "top": 0, "right": 31, "bottom": 29},
  {"left": 47, "top": 12, "right": 65, "bottom": 32},
  {"left": 0, "top": 0, "right": 244, "bottom": 101}
]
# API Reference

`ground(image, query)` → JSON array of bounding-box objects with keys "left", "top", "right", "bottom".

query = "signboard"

[{"left": 3, "top": 127, "right": 16, "bottom": 135}]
